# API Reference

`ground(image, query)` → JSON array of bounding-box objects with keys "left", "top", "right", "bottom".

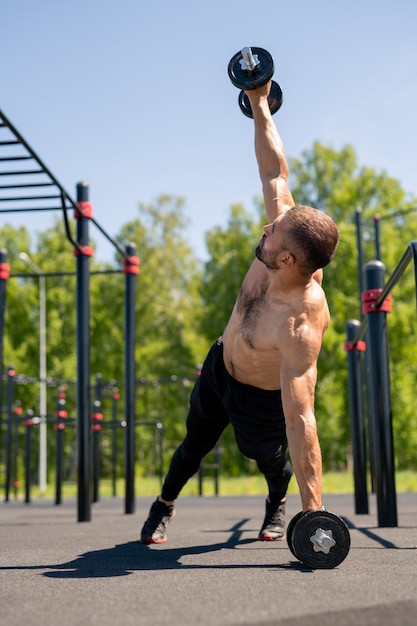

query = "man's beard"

[{"left": 255, "top": 242, "right": 279, "bottom": 270}]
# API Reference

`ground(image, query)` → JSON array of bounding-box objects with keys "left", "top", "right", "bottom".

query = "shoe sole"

[{"left": 258, "top": 534, "right": 284, "bottom": 541}]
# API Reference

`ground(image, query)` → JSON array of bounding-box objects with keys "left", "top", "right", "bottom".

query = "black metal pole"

[
  {"left": 111, "top": 387, "right": 119, "bottom": 497},
  {"left": 4, "top": 367, "right": 16, "bottom": 502},
  {"left": 12, "top": 403, "right": 23, "bottom": 500},
  {"left": 123, "top": 243, "right": 139, "bottom": 514},
  {"left": 75, "top": 182, "right": 93, "bottom": 522},
  {"left": 373, "top": 215, "right": 382, "bottom": 261},
  {"left": 410, "top": 241, "right": 417, "bottom": 311},
  {"left": 24, "top": 410, "right": 34, "bottom": 504},
  {"left": 355, "top": 207, "right": 364, "bottom": 318},
  {"left": 363, "top": 261, "right": 397, "bottom": 527},
  {"left": 0, "top": 250, "right": 9, "bottom": 439},
  {"left": 345, "top": 320, "right": 368, "bottom": 514},
  {"left": 91, "top": 395, "right": 102, "bottom": 504},
  {"left": 55, "top": 391, "right": 67, "bottom": 506}
]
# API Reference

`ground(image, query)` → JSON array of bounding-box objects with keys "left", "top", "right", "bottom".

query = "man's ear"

[{"left": 279, "top": 252, "right": 295, "bottom": 268}]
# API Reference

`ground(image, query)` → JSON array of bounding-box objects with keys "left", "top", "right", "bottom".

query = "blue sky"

[{"left": 1, "top": 0, "right": 416, "bottom": 263}]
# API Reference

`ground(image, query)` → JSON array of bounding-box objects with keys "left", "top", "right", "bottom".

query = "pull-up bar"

[
  {"left": 0, "top": 109, "right": 139, "bottom": 522},
  {"left": 345, "top": 241, "right": 417, "bottom": 527}
]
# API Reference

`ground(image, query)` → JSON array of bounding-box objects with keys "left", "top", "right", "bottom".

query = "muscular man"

[{"left": 140, "top": 80, "right": 339, "bottom": 544}]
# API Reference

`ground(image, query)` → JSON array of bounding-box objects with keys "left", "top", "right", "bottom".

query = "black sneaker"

[
  {"left": 258, "top": 499, "right": 286, "bottom": 541},
  {"left": 140, "top": 499, "right": 175, "bottom": 544}
]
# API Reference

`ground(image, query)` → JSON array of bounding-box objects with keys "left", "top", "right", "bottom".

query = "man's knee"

[{"left": 257, "top": 456, "right": 293, "bottom": 486}]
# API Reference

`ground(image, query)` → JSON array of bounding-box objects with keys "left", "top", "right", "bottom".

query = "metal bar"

[
  {"left": 351, "top": 242, "right": 417, "bottom": 346},
  {"left": 375, "top": 246, "right": 413, "bottom": 308},
  {"left": 0, "top": 140, "right": 20, "bottom": 145},
  {"left": 0, "top": 182, "right": 55, "bottom": 189},
  {"left": 111, "top": 389, "right": 119, "bottom": 497},
  {"left": 410, "top": 241, "right": 417, "bottom": 312},
  {"left": 11, "top": 269, "right": 122, "bottom": 278},
  {"left": 55, "top": 426, "right": 64, "bottom": 505},
  {"left": 0, "top": 249, "right": 8, "bottom": 447},
  {"left": 90, "top": 216, "right": 127, "bottom": 257},
  {"left": 0, "top": 110, "right": 77, "bottom": 203},
  {"left": 0, "top": 207, "right": 64, "bottom": 213},
  {"left": 0, "top": 110, "right": 130, "bottom": 262},
  {"left": 0, "top": 169, "right": 44, "bottom": 176},
  {"left": 0, "top": 156, "right": 32, "bottom": 161},
  {"left": 0, "top": 195, "right": 61, "bottom": 202},
  {"left": 345, "top": 320, "right": 368, "bottom": 514},
  {"left": 374, "top": 216, "right": 382, "bottom": 261},
  {"left": 92, "top": 374, "right": 103, "bottom": 504},
  {"left": 24, "top": 413, "right": 33, "bottom": 504},
  {"left": 124, "top": 242, "right": 137, "bottom": 515},
  {"left": 75, "top": 181, "right": 91, "bottom": 523},
  {"left": 364, "top": 261, "right": 397, "bottom": 527},
  {"left": 355, "top": 207, "right": 364, "bottom": 317},
  {"left": 4, "top": 367, "right": 15, "bottom": 502}
]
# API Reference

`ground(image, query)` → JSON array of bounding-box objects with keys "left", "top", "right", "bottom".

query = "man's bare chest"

[{"left": 235, "top": 280, "right": 287, "bottom": 349}]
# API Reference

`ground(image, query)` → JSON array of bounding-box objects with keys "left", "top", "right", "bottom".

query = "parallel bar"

[
  {"left": 355, "top": 208, "right": 364, "bottom": 317},
  {"left": 411, "top": 241, "right": 417, "bottom": 311},
  {"left": 0, "top": 182, "right": 54, "bottom": 189},
  {"left": 351, "top": 241, "right": 417, "bottom": 347},
  {"left": 0, "top": 206, "right": 64, "bottom": 212},
  {"left": 75, "top": 181, "right": 91, "bottom": 523},
  {"left": 375, "top": 244, "right": 413, "bottom": 308},
  {"left": 365, "top": 261, "right": 397, "bottom": 527},
  {"left": 0, "top": 169, "right": 43, "bottom": 176},
  {"left": 124, "top": 242, "right": 137, "bottom": 515},
  {"left": 0, "top": 195, "right": 61, "bottom": 202},
  {"left": 0, "top": 156, "right": 32, "bottom": 161},
  {"left": 0, "top": 249, "right": 8, "bottom": 458},
  {"left": 345, "top": 320, "right": 368, "bottom": 514}
]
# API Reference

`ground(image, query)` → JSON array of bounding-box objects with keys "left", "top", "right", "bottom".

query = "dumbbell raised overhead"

[{"left": 227, "top": 46, "right": 283, "bottom": 118}]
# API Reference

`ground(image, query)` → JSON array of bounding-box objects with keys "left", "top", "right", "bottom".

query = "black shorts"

[{"left": 187, "top": 339, "right": 287, "bottom": 463}]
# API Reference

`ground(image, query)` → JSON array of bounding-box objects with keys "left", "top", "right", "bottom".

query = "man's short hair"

[{"left": 285, "top": 205, "right": 340, "bottom": 274}]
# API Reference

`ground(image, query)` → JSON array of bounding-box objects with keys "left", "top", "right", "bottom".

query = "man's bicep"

[{"left": 280, "top": 364, "right": 317, "bottom": 420}]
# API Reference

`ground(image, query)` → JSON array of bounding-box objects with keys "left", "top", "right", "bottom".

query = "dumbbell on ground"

[
  {"left": 227, "top": 46, "right": 283, "bottom": 118},
  {"left": 286, "top": 510, "right": 351, "bottom": 569}
]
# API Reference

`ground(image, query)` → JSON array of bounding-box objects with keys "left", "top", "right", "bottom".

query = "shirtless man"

[{"left": 140, "top": 80, "right": 339, "bottom": 544}]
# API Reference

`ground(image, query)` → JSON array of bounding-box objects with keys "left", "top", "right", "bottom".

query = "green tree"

[
  {"left": 115, "top": 195, "right": 206, "bottom": 468},
  {"left": 290, "top": 142, "right": 417, "bottom": 469},
  {"left": 199, "top": 202, "right": 263, "bottom": 341}
]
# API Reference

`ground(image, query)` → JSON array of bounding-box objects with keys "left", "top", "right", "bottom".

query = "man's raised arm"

[{"left": 245, "top": 81, "right": 294, "bottom": 223}]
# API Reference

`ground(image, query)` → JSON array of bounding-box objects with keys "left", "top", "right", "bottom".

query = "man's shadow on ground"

[{"left": 39, "top": 518, "right": 303, "bottom": 578}]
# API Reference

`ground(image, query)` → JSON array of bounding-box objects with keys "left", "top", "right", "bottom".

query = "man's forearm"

[
  {"left": 252, "top": 100, "right": 288, "bottom": 183},
  {"left": 246, "top": 86, "right": 294, "bottom": 219},
  {"left": 286, "top": 420, "right": 323, "bottom": 511}
]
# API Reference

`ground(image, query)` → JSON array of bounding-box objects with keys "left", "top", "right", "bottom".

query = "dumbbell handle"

[{"left": 240, "top": 47, "right": 260, "bottom": 72}]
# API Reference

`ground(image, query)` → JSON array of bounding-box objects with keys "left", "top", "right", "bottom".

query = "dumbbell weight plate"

[
  {"left": 228, "top": 47, "right": 275, "bottom": 90},
  {"left": 291, "top": 511, "right": 351, "bottom": 569},
  {"left": 238, "top": 80, "right": 283, "bottom": 118},
  {"left": 286, "top": 511, "right": 303, "bottom": 558}
]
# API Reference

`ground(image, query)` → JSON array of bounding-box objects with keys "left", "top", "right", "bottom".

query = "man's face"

[{"left": 255, "top": 214, "right": 291, "bottom": 270}]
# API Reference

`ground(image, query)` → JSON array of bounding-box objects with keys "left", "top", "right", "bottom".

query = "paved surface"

[{"left": 1, "top": 493, "right": 416, "bottom": 626}]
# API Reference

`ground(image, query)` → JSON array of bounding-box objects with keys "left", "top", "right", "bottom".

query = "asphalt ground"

[{"left": 1, "top": 492, "right": 416, "bottom": 626}]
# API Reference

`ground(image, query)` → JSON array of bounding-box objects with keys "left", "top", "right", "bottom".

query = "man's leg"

[
  {"left": 140, "top": 342, "right": 229, "bottom": 544},
  {"left": 257, "top": 456, "right": 293, "bottom": 541},
  {"left": 140, "top": 411, "right": 229, "bottom": 543}
]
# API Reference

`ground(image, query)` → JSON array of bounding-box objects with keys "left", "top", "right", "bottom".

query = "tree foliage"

[{"left": 1, "top": 144, "right": 417, "bottom": 488}]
